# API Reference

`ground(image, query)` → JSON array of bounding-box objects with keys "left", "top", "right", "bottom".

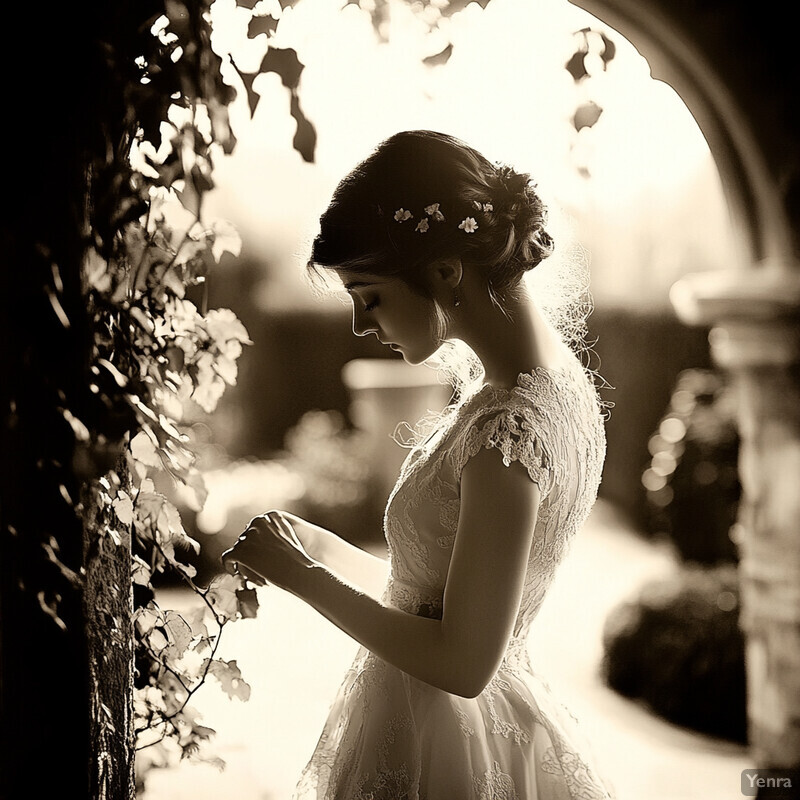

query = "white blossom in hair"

[
  {"left": 394, "top": 208, "right": 412, "bottom": 222},
  {"left": 483, "top": 202, "right": 493, "bottom": 212},
  {"left": 458, "top": 217, "right": 478, "bottom": 233},
  {"left": 415, "top": 218, "right": 429, "bottom": 233},
  {"left": 424, "top": 203, "right": 445, "bottom": 222}
]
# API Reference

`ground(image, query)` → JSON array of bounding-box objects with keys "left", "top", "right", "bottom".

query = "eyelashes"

[{"left": 363, "top": 297, "right": 380, "bottom": 312}]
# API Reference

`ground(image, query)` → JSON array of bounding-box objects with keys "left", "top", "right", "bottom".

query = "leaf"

[
  {"left": 132, "top": 555, "right": 153, "bottom": 586},
  {"left": 439, "top": 0, "right": 491, "bottom": 16},
  {"left": 164, "top": 611, "right": 193, "bottom": 660},
  {"left": 230, "top": 58, "right": 261, "bottom": 118},
  {"left": 176, "top": 180, "right": 201, "bottom": 218},
  {"left": 191, "top": 374, "right": 226, "bottom": 414},
  {"left": 210, "top": 219, "right": 242, "bottom": 262},
  {"left": 161, "top": 267, "right": 187, "bottom": 298},
  {"left": 206, "top": 573, "right": 245, "bottom": 621},
  {"left": 248, "top": 14, "right": 278, "bottom": 39},
  {"left": 207, "top": 95, "right": 237, "bottom": 155},
  {"left": 236, "top": 587, "right": 259, "bottom": 619},
  {"left": 565, "top": 49, "right": 588, "bottom": 82},
  {"left": 572, "top": 101, "right": 603, "bottom": 131},
  {"left": 191, "top": 724, "right": 217, "bottom": 742},
  {"left": 214, "top": 354, "right": 238, "bottom": 385},
  {"left": 599, "top": 32, "right": 616, "bottom": 65},
  {"left": 204, "top": 307, "right": 251, "bottom": 346},
  {"left": 289, "top": 91, "right": 316, "bottom": 163},
  {"left": 113, "top": 491, "right": 134, "bottom": 525},
  {"left": 134, "top": 604, "right": 162, "bottom": 636},
  {"left": 259, "top": 46, "right": 304, "bottom": 91},
  {"left": 131, "top": 431, "right": 162, "bottom": 468},
  {"left": 204, "top": 659, "right": 251, "bottom": 701},
  {"left": 176, "top": 468, "right": 208, "bottom": 513},
  {"left": 423, "top": 44, "right": 452, "bottom": 67}
]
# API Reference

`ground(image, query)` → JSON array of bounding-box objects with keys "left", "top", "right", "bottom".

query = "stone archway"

[{"left": 569, "top": 0, "right": 800, "bottom": 772}]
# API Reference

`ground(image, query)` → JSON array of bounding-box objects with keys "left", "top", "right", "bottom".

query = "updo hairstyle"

[{"left": 308, "top": 130, "right": 555, "bottom": 308}]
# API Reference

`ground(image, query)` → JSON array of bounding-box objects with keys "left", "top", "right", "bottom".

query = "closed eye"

[{"left": 363, "top": 297, "right": 380, "bottom": 312}]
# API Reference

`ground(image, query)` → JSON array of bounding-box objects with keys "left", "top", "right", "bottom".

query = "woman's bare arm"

[
  {"left": 274, "top": 447, "right": 541, "bottom": 697},
  {"left": 280, "top": 512, "right": 389, "bottom": 598}
]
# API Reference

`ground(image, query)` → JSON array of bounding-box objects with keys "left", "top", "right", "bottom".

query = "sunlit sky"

[{"left": 204, "top": 0, "right": 736, "bottom": 308}]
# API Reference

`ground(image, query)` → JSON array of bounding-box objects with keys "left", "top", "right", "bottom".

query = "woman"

[{"left": 222, "top": 130, "right": 615, "bottom": 799}]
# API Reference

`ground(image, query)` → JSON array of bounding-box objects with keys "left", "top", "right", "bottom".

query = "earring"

[{"left": 453, "top": 287, "right": 461, "bottom": 308}]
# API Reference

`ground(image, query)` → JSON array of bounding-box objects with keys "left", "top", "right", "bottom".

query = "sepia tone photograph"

[{"left": 1, "top": 0, "right": 798, "bottom": 798}]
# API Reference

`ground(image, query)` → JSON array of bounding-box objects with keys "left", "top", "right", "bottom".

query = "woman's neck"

[{"left": 453, "top": 288, "right": 568, "bottom": 388}]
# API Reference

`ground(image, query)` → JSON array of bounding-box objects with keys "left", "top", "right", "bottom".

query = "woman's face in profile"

[{"left": 340, "top": 270, "right": 441, "bottom": 365}]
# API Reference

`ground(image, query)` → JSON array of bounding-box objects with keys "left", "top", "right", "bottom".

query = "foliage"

[
  {"left": 601, "top": 564, "right": 747, "bottom": 743},
  {"left": 86, "top": 194, "right": 257, "bottom": 767},
  {"left": 602, "top": 369, "right": 744, "bottom": 742},
  {"left": 74, "top": 1, "right": 264, "bottom": 773},
  {"left": 564, "top": 27, "right": 617, "bottom": 178},
  {"left": 642, "top": 368, "right": 740, "bottom": 564},
  {"left": 72, "top": 0, "right": 319, "bottom": 775}
]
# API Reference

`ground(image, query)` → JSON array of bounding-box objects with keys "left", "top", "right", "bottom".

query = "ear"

[{"left": 427, "top": 256, "right": 463, "bottom": 290}]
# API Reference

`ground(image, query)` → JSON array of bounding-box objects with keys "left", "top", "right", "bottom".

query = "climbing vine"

[{"left": 76, "top": 0, "right": 327, "bottom": 772}]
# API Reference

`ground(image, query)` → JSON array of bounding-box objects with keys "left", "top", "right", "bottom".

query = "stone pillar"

[{"left": 671, "top": 265, "right": 800, "bottom": 767}]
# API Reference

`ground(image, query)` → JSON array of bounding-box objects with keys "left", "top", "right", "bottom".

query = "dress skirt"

[{"left": 293, "top": 646, "right": 616, "bottom": 800}]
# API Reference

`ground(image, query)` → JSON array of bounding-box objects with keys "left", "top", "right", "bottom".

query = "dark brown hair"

[{"left": 308, "top": 130, "right": 554, "bottom": 307}]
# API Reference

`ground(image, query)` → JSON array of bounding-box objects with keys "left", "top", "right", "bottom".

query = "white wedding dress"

[{"left": 293, "top": 362, "right": 615, "bottom": 799}]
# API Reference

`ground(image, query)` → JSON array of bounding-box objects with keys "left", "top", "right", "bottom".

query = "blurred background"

[{"left": 140, "top": 0, "right": 752, "bottom": 797}]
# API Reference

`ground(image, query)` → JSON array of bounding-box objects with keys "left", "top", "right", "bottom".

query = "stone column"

[{"left": 671, "top": 265, "right": 800, "bottom": 767}]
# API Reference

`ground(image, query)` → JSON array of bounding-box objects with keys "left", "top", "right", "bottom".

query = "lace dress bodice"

[
  {"left": 293, "top": 361, "right": 614, "bottom": 800},
  {"left": 381, "top": 363, "right": 606, "bottom": 669}
]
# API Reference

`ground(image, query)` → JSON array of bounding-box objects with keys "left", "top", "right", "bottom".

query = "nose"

[{"left": 352, "top": 304, "right": 378, "bottom": 337}]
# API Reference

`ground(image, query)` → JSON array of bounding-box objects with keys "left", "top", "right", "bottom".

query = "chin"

[{"left": 399, "top": 347, "right": 434, "bottom": 366}]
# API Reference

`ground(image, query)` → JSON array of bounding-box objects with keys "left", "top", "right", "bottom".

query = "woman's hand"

[{"left": 220, "top": 511, "right": 316, "bottom": 591}]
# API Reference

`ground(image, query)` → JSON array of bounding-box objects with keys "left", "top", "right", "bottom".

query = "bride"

[{"left": 222, "top": 130, "right": 615, "bottom": 799}]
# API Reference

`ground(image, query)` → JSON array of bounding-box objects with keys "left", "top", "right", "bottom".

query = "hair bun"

[
  {"left": 495, "top": 164, "right": 530, "bottom": 200},
  {"left": 491, "top": 164, "right": 553, "bottom": 271}
]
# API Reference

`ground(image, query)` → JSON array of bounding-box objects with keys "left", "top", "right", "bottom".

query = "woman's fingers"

[
  {"left": 220, "top": 544, "right": 267, "bottom": 586},
  {"left": 220, "top": 547, "right": 239, "bottom": 574},
  {"left": 237, "top": 564, "right": 267, "bottom": 586}
]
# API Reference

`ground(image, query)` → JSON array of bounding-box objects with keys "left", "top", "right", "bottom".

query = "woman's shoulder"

[
  {"left": 466, "top": 356, "right": 595, "bottom": 412},
  {"left": 442, "top": 359, "right": 605, "bottom": 494},
  {"left": 452, "top": 357, "right": 607, "bottom": 458}
]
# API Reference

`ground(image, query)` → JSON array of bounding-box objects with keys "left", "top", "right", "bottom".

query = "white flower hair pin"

[
  {"left": 424, "top": 203, "right": 445, "bottom": 222},
  {"left": 392, "top": 199, "right": 491, "bottom": 234}
]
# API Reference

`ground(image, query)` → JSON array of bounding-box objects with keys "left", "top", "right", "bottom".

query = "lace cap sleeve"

[{"left": 448, "top": 399, "right": 554, "bottom": 500}]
